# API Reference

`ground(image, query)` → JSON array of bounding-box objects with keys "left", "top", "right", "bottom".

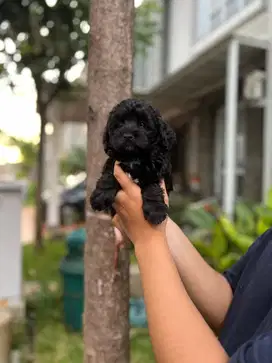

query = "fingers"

[
  {"left": 114, "top": 163, "right": 134, "bottom": 191},
  {"left": 113, "top": 225, "right": 124, "bottom": 244},
  {"left": 160, "top": 180, "right": 169, "bottom": 206},
  {"left": 115, "top": 190, "right": 127, "bottom": 204},
  {"left": 114, "top": 190, "right": 128, "bottom": 216},
  {"left": 112, "top": 215, "right": 121, "bottom": 230},
  {"left": 160, "top": 179, "right": 166, "bottom": 189},
  {"left": 113, "top": 216, "right": 129, "bottom": 246}
]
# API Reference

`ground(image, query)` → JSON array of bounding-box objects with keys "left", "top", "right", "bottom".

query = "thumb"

[{"left": 114, "top": 226, "right": 124, "bottom": 245}]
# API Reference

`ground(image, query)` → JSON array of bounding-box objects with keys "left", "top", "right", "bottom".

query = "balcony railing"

[{"left": 194, "top": 0, "right": 256, "bottom": 43}]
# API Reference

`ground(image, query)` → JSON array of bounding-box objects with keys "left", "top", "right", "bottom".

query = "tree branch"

[
  {"left": 0, "top": 0, "right": 6, "bottom": 8},
  {"left": 44, "top": 77, "right": 68, "bottom": 108}
]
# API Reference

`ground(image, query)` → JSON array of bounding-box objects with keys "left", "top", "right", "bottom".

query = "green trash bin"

[{"left": 60, "top": 228, "right": 86, "bottom": 332}]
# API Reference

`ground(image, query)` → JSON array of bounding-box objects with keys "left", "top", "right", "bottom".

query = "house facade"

[
  {"left": 44, "top": 0, "right": 272, "bottom": 228},
  {"left": 134, "top": 0, "right": 272, "bottom": 218}
]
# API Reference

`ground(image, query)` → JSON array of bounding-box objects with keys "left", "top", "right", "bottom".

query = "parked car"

[
  {"left": 42, "top": 179, "right": 86, "bottom": 225},
  {"left": 60, "top": 179, "right": 86, "bottom": 224}
]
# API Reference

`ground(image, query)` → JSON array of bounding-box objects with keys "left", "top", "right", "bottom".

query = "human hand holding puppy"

[
  {"left": 112, "top": 163, "right": 168, "bottom": 246},
  {"left": 112, "top": 163, "right": 229, "bottom": 363}
]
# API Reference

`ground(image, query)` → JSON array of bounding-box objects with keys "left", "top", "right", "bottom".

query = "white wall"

[
  {"left": 133, "top": 29, "right": 164, "bottom": 91},
  {"left": 0, "top": 183, "right": 24, "bottom": 307},
  {"left": 133, "top": 0, "right": 195, "bottom": 87},
  {"left": 167, "top": 0, "right": 194, "bottom": 74},
  {"left": 133, "top": 0, "right": 265, "bottom": 93},
  {"left": 133, "top": 0, "right": 164, "bottom": 92},
  {"left": 167, "top": 0, "right": 265, "bottom": 75},
  {"left": 235, "top": 10, "right": 269, "bottom": 40},
  {"left": 193, "top": 0, "right": 265, "bottom": 44}
]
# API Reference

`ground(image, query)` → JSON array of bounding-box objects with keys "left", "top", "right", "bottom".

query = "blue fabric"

[
  {"left": 219, "top": 228, "right": 272, "bottom": 359},
  {"left": 229, "top": 332, "right": 272, "bottom": 362}
]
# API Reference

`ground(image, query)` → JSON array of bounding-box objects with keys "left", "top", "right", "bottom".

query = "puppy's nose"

[{"left": 124, "top": 133, "right": 133, "bottom": 140}]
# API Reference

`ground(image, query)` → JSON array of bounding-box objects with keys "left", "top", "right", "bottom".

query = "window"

[
  {"left": 194, "top": 0, "right": 210, "bottom": 41},
  {"left": 194, "top": 0, "right": 255, "bottom": 43},
  {"left": 210, "top": 0, "right": 223, "bottom": 30},
  {"left": 226, "top": 0, "right": 239, "bottom": 18}
]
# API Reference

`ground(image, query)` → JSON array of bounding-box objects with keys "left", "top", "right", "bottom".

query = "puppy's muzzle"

[{"left": 123, "top": 133, "right": 134, "bottom": 140}]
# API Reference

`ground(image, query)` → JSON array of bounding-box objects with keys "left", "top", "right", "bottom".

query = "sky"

[
  {"left": 0, "top": 72, "right": 39, "bottom": 164},
  {"left": 0, "top": 73, "right": 40, "bottom": 141},
  {"left": 0, "top": 0, "right": 144, "bottom": 164}
]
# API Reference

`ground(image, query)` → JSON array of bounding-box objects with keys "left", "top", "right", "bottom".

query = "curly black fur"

[{"left": 90, "top": 98, "right": 176, "bottom": 225}]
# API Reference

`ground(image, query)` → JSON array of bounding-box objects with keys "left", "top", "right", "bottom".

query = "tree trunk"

[
  {"left": 84, "top": 0, "right": 134, "bottom": 362},
  {"left": 35, "top": 104, "right": 46, "bottom": 250}
]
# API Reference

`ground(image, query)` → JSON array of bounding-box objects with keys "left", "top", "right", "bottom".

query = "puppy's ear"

[{"left": 159, "top": 119, "right": 176, "bottom": 152}]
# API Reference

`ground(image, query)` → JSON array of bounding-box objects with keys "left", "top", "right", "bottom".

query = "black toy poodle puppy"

[{"left": 90, "top": 98, "right": 176, "bottom": 225}]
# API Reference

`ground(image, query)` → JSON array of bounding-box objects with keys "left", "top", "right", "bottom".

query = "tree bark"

[
  {"left": 84, "top": 1, "right": 134, "bottom": 363},
  {"left": 35, "top": 103, "right": 46, "bottom": 250}
]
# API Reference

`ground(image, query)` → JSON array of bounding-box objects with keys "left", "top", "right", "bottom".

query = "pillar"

[
  {"left": 45, "top": 119, "right": 62, "bottom": 229},
  {"left": 263, "top": 8, "right": 272, "bottom": 202},
  {"left": 222, "top": 38, "right": 239, "bottom": 219}
]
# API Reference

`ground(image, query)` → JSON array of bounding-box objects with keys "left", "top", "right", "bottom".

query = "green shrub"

[{"left": 172, "top": 189, "right": 272, "bottom": 272}]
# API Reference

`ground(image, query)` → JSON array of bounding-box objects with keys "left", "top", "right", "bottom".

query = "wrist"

[{"left": 134, "top": 230, "right": 167, "bottom": 255}]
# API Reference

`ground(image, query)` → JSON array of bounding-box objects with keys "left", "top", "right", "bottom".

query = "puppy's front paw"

[
  {"left": 143, "top": 201, "right": 168, "bottom": 225},
  {"left": 141, "top": 183, "right": 168, "bottom": 225},
  {"left": 90, "top": 188, "right": 116, "bottom": 214}
]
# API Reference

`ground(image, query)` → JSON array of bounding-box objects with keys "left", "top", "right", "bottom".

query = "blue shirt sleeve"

[
  {"left": 223, "top": 228, "right": 272, "bottom": 293},
  {"left": 229, "top": 332, "right": 272, "bottom": 363}
]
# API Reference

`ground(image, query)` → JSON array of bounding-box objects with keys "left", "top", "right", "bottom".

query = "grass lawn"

[{"left": 23, "top": 240, "right": 154, "bottom": 363}]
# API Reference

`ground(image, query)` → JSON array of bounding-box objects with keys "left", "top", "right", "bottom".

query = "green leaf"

[
  {"left": 218, "top": 253, "right": 241, "bottom": 272},
  {"left": 189, "top": 229, "right": 211, "bottom": 242},
  {"left": 210, "top": 223, "right": 228, "bottom": 259},
  {"left": 1, "top": 0, "right": 158, "bottom": 107},
  {"left": 266, "top": 187, "right": 272, "bottom": 209},
  {"left": 193, "top": 241, "right": 213, "bottom": 258},
  {"left": 183, "top": 208, "right": 216, "bottom": 230},
  {"left": 218, "top": 215, "right": 239, "bottom": 241},
  {"left": 232, "top": 234, "right": 255, "bottom": 253},
  {"left": 256, "top": 218, "right": 270, "bottom": 236},
  {"left": 235, "top": 201, "right": 255, "bottom": 235},
  {"left": 257, "top": 206, "right": 272, "bottom": 225},
  {"left": 218, "top": 215, "right": 254, "bottom": 253}
]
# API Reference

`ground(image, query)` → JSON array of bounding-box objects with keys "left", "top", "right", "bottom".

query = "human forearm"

[
  {"left": 166, "top": 218, "right": 233, "bottom": 331},
  {"left": 135, "top": 234, "right": 229, "bottom": 363}
]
